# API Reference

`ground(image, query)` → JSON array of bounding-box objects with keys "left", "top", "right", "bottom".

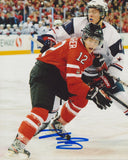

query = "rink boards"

[
  {"left": 0, "top": 33, "right": 128, "bottom": 56},
  {"left": 0, "top": 34, "right": 40, "bottom": 55}
]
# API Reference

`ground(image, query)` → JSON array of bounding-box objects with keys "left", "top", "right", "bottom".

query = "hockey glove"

[
  {"left": 93, "top": 54, "right": 108, "bottom": 71},
  {"left": 91, "top": 70, "right": 115, "bottom": 91},
  {"left": 37, "top": 34, "right": 56, "bottom": 53},
  {"left": 86, "top": 87, "right": 112, "bottom": 110}
]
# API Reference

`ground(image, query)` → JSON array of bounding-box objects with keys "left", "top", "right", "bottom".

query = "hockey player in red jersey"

[
  {"left": 35, "top": 0, "right": 128, "bottom": 135},
  {"left": 8, "top": 23, "right": 112, "bottom": 158}
]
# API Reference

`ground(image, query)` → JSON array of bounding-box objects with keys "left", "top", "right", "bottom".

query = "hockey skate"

[
  {"left": 34, "top": 121, "right": 50, "bottom": 136},
  {"left": 7, "top": 137, "right": 30, "bottom": 160},
  {"left": 49, "top": 116, "right": 71, "bottom": 140}
]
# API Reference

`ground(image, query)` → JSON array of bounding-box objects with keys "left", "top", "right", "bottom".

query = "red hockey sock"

[
  {"left": 17, "top": 107, "right": 48, "bottom": 145},
  {"left": 60, "top": 101, "right": 82, "bottom": 124}
]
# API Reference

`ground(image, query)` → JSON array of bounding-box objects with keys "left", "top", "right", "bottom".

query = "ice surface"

[{"left": 0, "top": 50, "right": 128, "bottom": 160}]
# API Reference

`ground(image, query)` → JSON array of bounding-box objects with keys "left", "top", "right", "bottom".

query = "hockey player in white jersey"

[{"left": 35, "top": 0, "right": 128, "bottom": 136}]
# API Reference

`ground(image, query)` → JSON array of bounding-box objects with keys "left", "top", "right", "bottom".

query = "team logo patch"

[
  {"left": 15, "top": 37, "right": 22, "bottom": 47},
  {"left": 76, "top": 69, "right": 81, "bottom": 74}
]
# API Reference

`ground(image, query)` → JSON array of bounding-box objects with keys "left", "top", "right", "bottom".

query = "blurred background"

[{"left": 0, "top": 0, "right": 128, "bottom": 35}]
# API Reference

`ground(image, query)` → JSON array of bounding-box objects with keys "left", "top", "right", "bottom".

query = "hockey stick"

[
  {"left": 29, "top": 35, "right": 44, "bottom": 47},
  {"left": 108, "top": 74, "right": 128, "bottom": 87},
  {"left": 101, "top": 69, "right": 128, "bottom": 88},
  {"left": 107, "top": 91, "right": 128, "bottom": 109}
]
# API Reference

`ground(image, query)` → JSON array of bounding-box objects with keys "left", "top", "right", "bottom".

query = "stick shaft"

[
  {"left": 111, "top": 75, "right": 128, "bottom": 87},
  {"left": 29, "top": 36, "right": 44, "bottom": 47},
  {"left": 107, "top": 91, "right": 128, "bottom": 109}
]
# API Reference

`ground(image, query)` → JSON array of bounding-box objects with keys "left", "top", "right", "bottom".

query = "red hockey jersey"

[{"left": 37, "top": 37, "right": 94, "bottom": 99}]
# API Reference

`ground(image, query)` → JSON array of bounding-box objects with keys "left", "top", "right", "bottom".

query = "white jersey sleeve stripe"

[
  {"left": 67, "top": 73, "right": 81, "bottom": 78},
  {"left": 67, "top": 64, "right": 80, "bottom": 69}
]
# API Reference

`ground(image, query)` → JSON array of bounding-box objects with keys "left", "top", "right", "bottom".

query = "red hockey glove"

[
  {"left": 86, "top": 87, "right": 112, "bottom": 110},
  {"left": 37, "top": 34, "right": 56, "bottom": 53},
  {"left": 92, "top": 70, "right": 115, "bottom": 90}
]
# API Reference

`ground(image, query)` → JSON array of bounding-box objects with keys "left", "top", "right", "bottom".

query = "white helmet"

[
  {"left": 87, "top": 0, "right": 108, "bottom": 19},
  {"left": 27, "top": 17, "right": 31, "bottom": 21},
  {"left": 13, "top": 24, "right": 17, "bottom": 28},
  {"left": 7, "top": 24, "right": 11, "bottom": 28},
  {"left": 0, "top": 24, "right": 4, "bottom": 28},
  {"left": 38, "top": 21, "right": 43, "bottom": 26},
  {"left": 54, "top": 20, "right": 62, "bottom": 26},
  {"left": 19, "top": 23, "right": 23, "bottom": 27},
  {"left": 39, "top": 21, "right": 43, "bottom": 24}
]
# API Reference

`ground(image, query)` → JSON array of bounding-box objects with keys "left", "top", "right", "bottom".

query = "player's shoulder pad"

[
  {"left": 103, "top": 22, "right": 124, "bottom": 56},
  {"left": 62, "top": 17, "right": 87, "bottom": 35},
  {"left": 62, "top": 18, "right": 74, "bottom": 35},
  {"left": 103, "top": 21, "right": 120, "bottom": 37}
]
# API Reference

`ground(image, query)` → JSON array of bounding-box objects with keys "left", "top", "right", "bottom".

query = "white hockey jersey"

[{"left": 46, "top": 17, "right": 124, "bottom": 78}]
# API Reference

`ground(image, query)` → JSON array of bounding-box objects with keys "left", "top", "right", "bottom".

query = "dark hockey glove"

[
  {"left": 86, "top": 87, "right": 112, "bottom": 110},
  {"left": 37, "top": 34, "right": 56, "bottom": 53},
  {"left": 93, "top": 54, "right": 108, "bottom": 71}
]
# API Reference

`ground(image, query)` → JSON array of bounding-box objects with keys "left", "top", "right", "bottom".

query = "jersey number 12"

[{"left": 76, "top": 52, "right": 88, "bottom": 64}]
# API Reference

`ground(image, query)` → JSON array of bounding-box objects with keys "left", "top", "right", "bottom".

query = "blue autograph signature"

[{"left": 39, "top": 129, "right": 89, "bottom": 150}]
